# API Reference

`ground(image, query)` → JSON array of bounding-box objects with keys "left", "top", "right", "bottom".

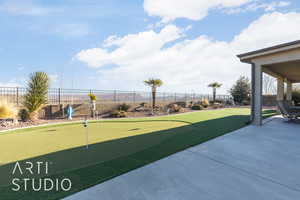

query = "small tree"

[
  {"left": 208, "top": 82, "right": 222, "bottom": 102},
  {"left": 24, "top": 72, "right": 50, "bottom": 120},
  {"left": 230, "top": 76, "right": 251, "bottom": 104},
  {"left": 144, "top": 78, "right": 163, "bottom": 112}
]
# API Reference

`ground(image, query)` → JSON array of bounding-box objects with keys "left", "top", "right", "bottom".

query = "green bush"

[
  {"left": 18, "top": 109, "right": 30, "bottom": 122},
  {"left": 230, "top": 76, "right": 251, "bottom": 104},
  {"left": 191, "top": 104, "right": 203, "bottom": 110},
  {"left": 118, "top": 103, "right": 131, "bottom": 112},
  {"left": 110, "top": 110, "right": 127, "bottom": 118}
]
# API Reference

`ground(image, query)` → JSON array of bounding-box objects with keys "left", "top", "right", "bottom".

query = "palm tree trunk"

[
  {"left": 213, "top": 88, "right": 216, "bottom": 102},
  {"left": 152, "top": 87, "right": 156, "bottom": 112},
  {"left": 29, "top": 111, "right": 39, "bottom": 121}
]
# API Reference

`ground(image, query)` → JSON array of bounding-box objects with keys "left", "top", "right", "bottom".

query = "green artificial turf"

[{"left": 0, "top": 108, "right": 277, "bottom": 200}]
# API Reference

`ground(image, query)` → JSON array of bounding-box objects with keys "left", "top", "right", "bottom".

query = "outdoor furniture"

[
  {"left": 277, "top": 101, "right": 300, "bottom": 119},
  {"left": 285, "top": 100, "right": 300, "bottom": 110}
]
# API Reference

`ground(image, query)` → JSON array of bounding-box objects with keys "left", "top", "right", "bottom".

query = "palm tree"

[
  {"left": 24, "top": 72, "right": 50, "bottom": 120},
  {"left": 144, "top": 78, "right": 163, "bottom": 112},
  {"left": 208, "top": 82, "right": 222, "bottom": 102}
]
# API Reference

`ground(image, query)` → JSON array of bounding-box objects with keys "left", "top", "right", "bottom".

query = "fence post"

[
  {"left": 16, "top": 87, "right": 19, "bottom": 106},
  {"left": 133, "top": 91, "right": 136, "bottom": 104},
  {"left": 58, "top": 88, "right": 61, "bottom": 105},
  {"left": 174, "top": 93, "right": 177, "bottom": 102},
  {"left": 113, "top": 90, "right": 117, "bottom": 102}
]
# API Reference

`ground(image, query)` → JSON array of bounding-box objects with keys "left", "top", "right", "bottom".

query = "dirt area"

[{"left": 0, "top": 107, "right": 216, "bottom": 131}]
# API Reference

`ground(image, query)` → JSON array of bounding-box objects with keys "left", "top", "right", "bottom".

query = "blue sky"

[{"left": 1, "top": 0, "right": 300, "bottom": 93}]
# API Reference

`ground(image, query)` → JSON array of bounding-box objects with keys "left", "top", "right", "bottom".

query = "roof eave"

[{"left": 236, "top": 40, "right": 300, "bottom": 62}]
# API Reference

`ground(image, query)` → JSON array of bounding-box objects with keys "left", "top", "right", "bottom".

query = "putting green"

[
  {"left": 0, "top": 108, "right": 255, "bottom": 165},
  {"left": 0, "top": 121, "right": 187, "bottom": 165}
]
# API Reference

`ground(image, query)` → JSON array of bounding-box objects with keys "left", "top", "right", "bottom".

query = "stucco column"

[
  {"left": 252, "top": 63, "right": 262, "bottom": 126},
  {"left": 286, "top": 81, "right": 292, "bottom": 101},
  {"left": 277, "top": 78, "right": 284, "bottom": 101},
  {"left": 250, "top": 64, "right": 255, "bottom": 122}
]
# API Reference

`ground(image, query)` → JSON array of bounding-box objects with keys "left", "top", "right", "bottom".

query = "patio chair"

[
  {"left": 277, "top": 101, "right": 300, "bottom": 120},
  {"left": 285, "top": 100, "right": 300, "bottom": 110}
]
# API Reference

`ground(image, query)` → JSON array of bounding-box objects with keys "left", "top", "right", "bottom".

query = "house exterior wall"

[{"left": 239, "top": 43, "right": 300, "bottom": 126}]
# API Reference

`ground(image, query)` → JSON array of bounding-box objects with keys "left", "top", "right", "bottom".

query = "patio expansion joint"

[{"left": 185, "top": 149, "right": 300, "bottom": 194}]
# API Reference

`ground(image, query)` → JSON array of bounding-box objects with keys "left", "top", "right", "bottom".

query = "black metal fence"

[{"left": 0, "top": 87, "right": 231, "bottom": 106}]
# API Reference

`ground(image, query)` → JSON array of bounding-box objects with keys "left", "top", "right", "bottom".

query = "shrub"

[
  {"left": 140, "top": 102, "right": 147, "bottom": 107},
  {"left": 118, "top": 103, "right": 131, "bottom": 112},
  {"left": 169, "top": 104, "right": 182, "bottom": 112},
  {"left": 18, "top": 109, "right": 30, "bottom": 122},
  {"left": 0, "top": 100, "right": 17, "bottom": 119},
  {"left": 24, "top": 72, "right": 50, "bottom": 120},
  {"left": 191, "top": 104, "right": 203, "bottom": 110},
  {"left": 188, "top": 101, "right": 194, "bottom": 108},
  {"left": 110, "top": 110, "right": 127, "bottom": 118},
  {"left": 88, "top": 93, "right": 97, "bottom": 101},
  {"left": 201, "top": 99, "right": 210, "bottom": 108},
  {"left": 215, "top": 99, "right": 225, "bottom": 104},
  {"left": 242, "top": 100, "right": 250, "bottom": 106},
  {"left": 173, "top": 101, "right": 187, "bottom": 108},
  {"left": 212, "top": 103, "right": 224, "bottom": 109},
  {"left": 173, "top": 105, "right": 182, "bottom": 112},
  {"left": 225, "top": 99, "right": 234, "bottom": 106}
]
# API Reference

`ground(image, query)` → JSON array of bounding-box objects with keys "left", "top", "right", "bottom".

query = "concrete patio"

[{"left": 65, "top": 116, "right": 300, "bottom": 200}]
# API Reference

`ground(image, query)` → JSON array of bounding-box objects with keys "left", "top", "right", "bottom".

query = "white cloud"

[
  {"left": 77, "top": 25, "right": 184, "bottom": 68},
  {"left": 0, "top": 0, "right": 62, "bottom": 16},
  {"left": 232, "top": 12, "right": 300, "bottom": 53},
  {"left": 76, "top": 12, "right": 300, "bottom": 93},
  {"left": 226, "top": 1, "right": 291, "bottom": 14},
  {"left": 143, "top": 0, "right": 251, "bottom": 22}
]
